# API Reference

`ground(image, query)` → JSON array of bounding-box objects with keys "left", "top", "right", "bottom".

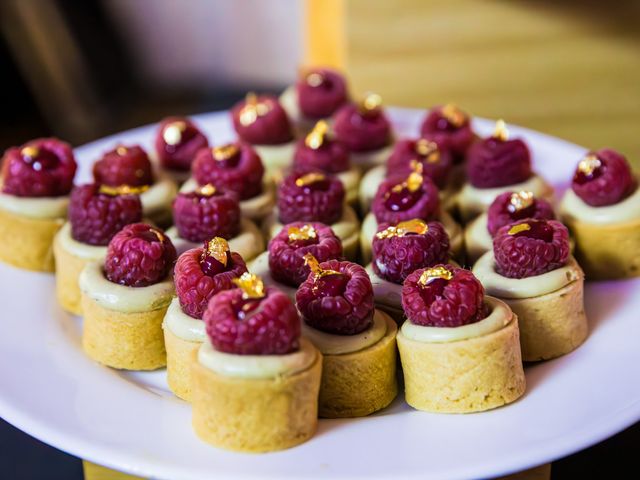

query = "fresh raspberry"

[
  {"left": 293, "top": 130, "right": 350, "bottom": 174},
  {"left": 1, "top": 138, "right": 77, "bottom": 197},
  {"left": 571, "top": 149, "right": 636, "bottom": 207},
  {"left": 466, "top": 135, "right": 532, "bottom": 188},
  {"left": 174, "top": 244, "right": 247, "bottom": 319},
  {"left": 204, "top": 287, "right": 300, "bottom": 355},
  {"left": 402, "top": 265, "right": 487, "bottom": 327},
  {"left": 268, "top": 222, "right": 343, "bottom": 287},
  {"left": 68, "top": 184, "right": 142, "bottom": 246},
  {"left": 105, "top": 223, "right": 177, "bottom": 287},
  {"left": 333, "top": 101, "right": 391, "bottom": 152},
  {"left": 386, "top": 138, "right": 453, "bottom": 189},
  {"left": 172, "top": 188, "right": 241, "bottom": 242},
  {"left": 493, "top": 219, "right": 570, "bottom": 279},
  {"left": 420, "top": 105, "right": 475, "bottom": 162},
  {"left": 372, "top": 220, "right": 450, "bottom": 284},
  {"left": 155, "top": 116, "right": 209, "bottom": 171},
  {"left": 231, "top": 94, "right": 293, "bottom": 145},
  {"left": 372, "top": 172, "right": 440, "bottom": 224},
  {"left": 93, "top": 145, "right": 153, "bottom": 187},
  {"left": 487, "top": 191, "right": 555, "bottom": 236},
  {"left": 192, "top": 142, "right": 264, "bottom": 200},
  {"left": 296, "top": 259, "right": 374, "bottom": 335},
  {"left": 278, "top": 170, "right": 345, "bottom": 225},
  {"left": 296, "top": 68, "right": 349, "bottom": 119}
]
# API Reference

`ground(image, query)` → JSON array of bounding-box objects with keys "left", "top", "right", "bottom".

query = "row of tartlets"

[{"left": 0, "top": 66, "right": 639, "bottom": 454}]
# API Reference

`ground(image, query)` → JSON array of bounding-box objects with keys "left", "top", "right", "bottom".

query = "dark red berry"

[
  {"left": 402, "top": 265, "right": 487, "bottom": 327},
  {"left": 466, "top": 132, "right": 532, "bottom": 188},
  {"left": 172, "top": 187, "right": 241, "bottom": 242},
  {"left": 293, "top": 121, "right": 350, "bottom": 174},
  {"left": 493, "top": 219, "right": 570, "bottom": 279},
  {"left": 1, "top": 138, "right": 77, "bottom": 197},
  {"left": 571, "top": 149, "right": 636, "bottom": 207},
  {"left": 105, "top": 223, "right": 176, "bottom": 287},
  {"left": 372, "top": 172, "right": 440, "bottom": 224},
  {"left": 487, "top": 191, "right": 555, "bottom": 236},
  {"left": 68, "top": 183, "right": 142, "bottom": 246},
  {"left": 93, "top": 145, "right": 153, "bottom": 188},
  {"left": 333, "top": 98, "right": 391, "bottom": 152},
  {"left": 420, "top": 104, "right": 475, "bottom": 162},
  {"left": 192, "top": 142, "right": 265, "bottom": 200},
  {"left": 386, "top": 138, "right": 453, "bottom": 189},
  {"left": 278, "top": 170, "right": 345, "bottom": 225},
  {"left": 296, "top": 259, "right": 374, "bottom": 335},
  {"left": 268, "top": 222, "right": 343, "bottom": 287},
  {"left": 296, "top": 68, "right": 349, "bottom": 119},
  {"left": 204, "top": 287, "right": 300, "bottom": 355},
  {"left": 231, "top": 94, "right": 293, "bottom": 145},
  {"left": 155, "top": 116, "right": 209, "bottom": 171}
]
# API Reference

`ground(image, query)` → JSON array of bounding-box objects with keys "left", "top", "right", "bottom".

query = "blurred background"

[{"left": 0, "top": 0, "right": 638, "bottom": 478}]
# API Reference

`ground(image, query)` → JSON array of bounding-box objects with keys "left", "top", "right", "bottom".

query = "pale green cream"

[
  {"left": 350, "top": 142, "right": 394, "bottom": 170},
  {"left": 140, "top": 174, "right": 177, "bottom": 217},
  {"left": 560, "top": 186, "right": 640, "bottom": 225},
  {"left": 162, "top": 296, "right": 206, "bottom": 342},
  {"left": 254, "top": 142, "right": 297, "bottom": 172},
  {"left": 247, "top": 252, "right": 298, "bottom": 301},
  {"left": 0, "top": 192, "right": 68, "bottom": 219},
  {"left": 365, "top": 263, "right": 403, "bottom": 309},
  {"left": 56, "top": 222, "right": 108, "bottom": 260}
]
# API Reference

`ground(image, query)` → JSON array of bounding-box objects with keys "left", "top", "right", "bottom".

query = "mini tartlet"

[
  {"left": 93, "top": 144, "right": 177, "bottom": 227},
  {"left": 333, "top": 93, "right": 394, "bottom": 171},
  {"left": 397, "top": 265, "right": 526, "bottom": 413},
  {"left": 464, "top": 190, "right": 556, "bottom": 264},
  {"left": 249, "top": 222, "right": 343, "bottom": 300},
  {"left": 230, "top": 93, "right": 296, "bottom": 174},
  {"left": 473, "top": 219, "right": 588, "bottom": 361},
  {"left": 80, "top": 223, "right": 177, "bottom": 370},
  {"left": 297, "top": 256, "right": 397, "bottom": 417},
  {"left": 54, "top": 183, "right": 142, "bottom": 315},
  {"left": 456, "top": 120, "right": 553, "bottom": 222},
  {"left": 263, "top": 170, "right": 360, "bottom": 260},
  {"left": 0, "top": 138, "right": 77, "bottom": 271},
  {"left": 191, "top": 273, "right": 322, "bottom": 452},
  {"left": 280, "top": 66, "right": 349, "bottom": 134},
  {"left": 163, "top": 238, "right": 248, "bottom": 400},
  {"left": 154, "top": 116, "right": 209, "bottom": 183},
  {"left": 560, "top": 149, "right": 640, "bottom": 279},
  {"left": 165, "top": 185, "right": 264, "bottom": 261}
]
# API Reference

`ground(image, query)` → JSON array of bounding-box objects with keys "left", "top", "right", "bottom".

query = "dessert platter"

[{"left": 0, "top": 68, "right": 639, "bottom": 480}]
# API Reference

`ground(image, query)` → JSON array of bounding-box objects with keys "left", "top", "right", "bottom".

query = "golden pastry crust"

[
  {"left": 191, "top": 346, "right": 322, "bottom": 453},
  {"left": 397, "top": 306, "right": 526, "bottom": 413},
  {"left": 504, "top": 279, "right": 588, "bottom": 361},
  {"left": 563, "top": 215, "right": 640, "bottom": 280},
  {"left": 0, "top": 207, "right": 63, "bottom": 272},
  {"left": 164, "top": 327, "right": 200, "bottom": 401},
  {"left": 318, "top": 312, "right": 398, "bottom": 418},
  {"left": 81, "top": 293, "right": 168, "bottom": 370}
]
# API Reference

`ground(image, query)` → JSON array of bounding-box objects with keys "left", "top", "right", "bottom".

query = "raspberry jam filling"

[
  {"left": 333, "top": 93, "right": 391, "bottom": 152},
  {"left": 293, "top": 121, "right": 350, "bottom": 174},
  {"left": 505, "top": 191, "right": 536, "bottom": 218},
  {"left": 211, "top": 144, "right": 241, "bottom": 169},
  {"left": 20, "top": 145, "right": 60, "bottom": 170},
  {"left": 93, "top": 145, "right": 153, "bottom": 188},
  {"left": 304, "top": 254, "right": 349, "bottom": 297},
  {"left": 162, "top": 120, "right": 199, "bottom": 150},
  {"left": 200, "top": 237, "right": 232, "bottom": 276},
  {"left": 573, "top": 153, "right": 603, "bottom": 185},
  {"left": 287, "top": 224, "right": 320, "bottom": 249},
  {"left": 415, "top": 265, "right": 453, "bottom": 306},
  {"left": 507, "top": 220, "right": 554, "bottom": 242},
  {"left": 297, "top": 68, "right": 348, "bottom": 118},
  {"left": 231, "top": 273, "right": 266, "bottom": 321},
  {"left": 295, "top": 172, "right": 331, "bottom": 193},
  {"left": 232, "top": 93, "right": 293, "bottom": 145},
  {"left": 384, "top": 171, "right": 424, "bottom": 212},
  {"left": 375, "top": 218, "right": 430, "bottom": 239},
  {"left": 432, "top": 104, "right": 469, "bottom": 132}
]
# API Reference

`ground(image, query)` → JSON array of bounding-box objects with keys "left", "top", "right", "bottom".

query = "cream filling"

[
  {"left": 472, "top": 252, "right": 582, "bottom": 299},
  {"left": 365, "top": 264, "right": 403, "bottom": 309},
  {"left": 0, "top": 192, "right": 68, "bottom": 219},
  {"left": 560, "top": 185, "right": 640, "bottom": 225},
  {"left": 458, "top": 175, "right": 552, "bottom": 215},
  {"left": 253, "top": 142, "right": 296, "bottom": 172},
  {"left": 140, "top": 173, "right": 178, "bottom": 216},
  {"left": 79, "top": 261, "right": 174, "bottom": 313},
  {"left": 301, "top": 309, "right": 387, "bottom": 355},
  {"left": 198, "top": 337, "right": 316, "bottom": 379},
  {"left": 56, "top": 222, "right": 108, "bottom": 260},
  {"left": 350, "top": 143, "right": 394, "bottom": 170},
  {"left": 247, "top": 252, "right": 298, "bottom": 301},
  {"left": 162, "top": 296, "right": 206, "bottom": 343},
  {"left": 337, "top": 166, "right": 362, "bottom": 204},
  {"left": 279, "top": 86, "right": 302, "bottom": 124},
  {"left": 166, "top": 217, "right": 265, "bottom": 260},
  {"left": 181, "top": 176, "right": 276, "bottom": 221},
  {"left": 401, "top": 296, "right": 511, "bottom": 343},
  {"left": 464, "top": 213, "right": 493, "bottom": 254}
]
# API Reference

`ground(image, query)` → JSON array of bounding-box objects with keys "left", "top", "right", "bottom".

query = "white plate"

[{"left": 1, "top": 108, "right": 639, "bottom": 480}]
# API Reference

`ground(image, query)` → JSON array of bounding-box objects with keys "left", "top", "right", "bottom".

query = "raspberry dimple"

[
  {"left": 172, "top": 188, "right": 241, "bottom": 242},
  {"left": 372, "top": 173, "right": 440, "bottom": 225},
  {"left": 293, "top": 131, "right": 350, "bottom": 174},
  {"left": 402, "top": 265, "right": 487, "bottom": 327},
  {"left": 372, "top": 220, "right": 450, "bottom": 284},
  {"left": 386, "top": 138, "right": 453, "bottom": 189},
  {"left": 296, "top": 67, "right": 349, "bottom": 119},
  {"left": 296, "top": 259, "right": 374, "bottom": 335},
  {"left": 105, "top": 223, "right": 177, "bottom": 287},
  {"left": 333, "top": 102, "right": 391, "bottom": 152},
  {"left": 192, "top": 142, "right": 265, "bottom": 200},
  {"left": 204, "top": 287, "right": 300, "bottom": 355},
  {"left": 571, "top": 149, "right": 636, "bottom": 207},
  {"left": 174, "top": 245, "right": 247, "bottom": 319},
  {"left": 278, "top": 170, "right": 345, "bottom": 225},
  {"left": 493, "top": 219, "right": 570, "bottom": 279},
  {"left": 231, "top": 94, "right": 293, "bottom": 145},
  {"left": 419, "top": 105, "right": 475, "bottom": 162},
  {"left": 93, "top": 145, "right": 153, "bottom": 187},
  {"left": 466, "top": 135, "right": 532, "bottom": 188},
  {"left": 268, "top": 222, "right": 343, "bottom": 287},
  {"left": 487, "top": 191, "right": 555, "bottom": 236},
  {"left": 69, "top": 183, "right": 143, "bottom": 246},
  {"left": 1, "top": 138, "right": 77, "bottom": 197},
  {"left": 155, "top": 116, "right": 209, "bottom": 171}
]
